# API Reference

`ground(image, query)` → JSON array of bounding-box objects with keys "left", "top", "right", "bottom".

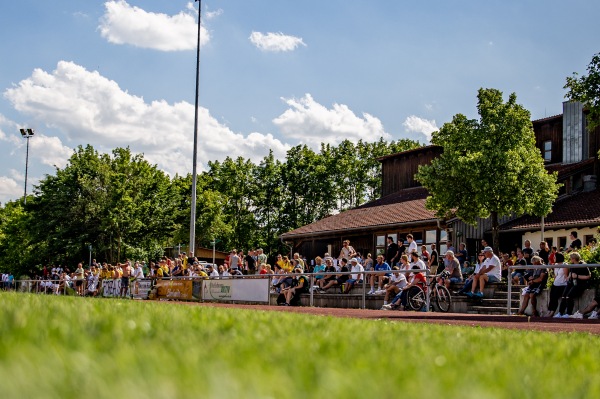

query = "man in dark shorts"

[{"left": 120, "top": 261, "right": 132, "bottom": 298}]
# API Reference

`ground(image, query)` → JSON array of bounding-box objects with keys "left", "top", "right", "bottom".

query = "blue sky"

[{"left": 0, "top": 0, "right": 599, "bottom": 203}]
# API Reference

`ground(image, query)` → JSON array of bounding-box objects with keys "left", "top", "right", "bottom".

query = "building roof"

[
  {"left": 545, "top": 158, "right": 595, "bottom": 178},
  {"left": 499, "top": 189, "right": 600, "bottom": 232},
  {"left": 280, "top": 187, "right": 437, "bottom": 239},
  {"left": 376, "top": 145, "right": 441, "bottom": 162},
  {"left": 532, "top": 114, "right": 562, "bottom": 124}
]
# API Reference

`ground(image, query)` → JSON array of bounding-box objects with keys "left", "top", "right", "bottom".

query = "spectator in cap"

[{"left": 468, "top": 246, "right": 501, "bottom": 298}]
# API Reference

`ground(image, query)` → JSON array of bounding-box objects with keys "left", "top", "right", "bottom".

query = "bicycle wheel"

[
  {"left": 435, "top": 285, "right": 452, "bottom": 312},
  {"left": 407, "top": 286, "right": 425, "bottom": 311}
]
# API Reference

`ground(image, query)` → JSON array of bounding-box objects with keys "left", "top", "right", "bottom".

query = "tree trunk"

[{"left": 491, "top": 211, "right": 500, "bottom": 255}]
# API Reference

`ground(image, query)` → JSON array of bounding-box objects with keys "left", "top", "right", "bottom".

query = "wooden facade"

[{"left": 379, "top": 145, "right": 442, "bottom": 197}]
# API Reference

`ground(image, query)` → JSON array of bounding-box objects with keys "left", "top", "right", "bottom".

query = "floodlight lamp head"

[{"left": 19, "top": 128, "right": 34, "bottom": 137}]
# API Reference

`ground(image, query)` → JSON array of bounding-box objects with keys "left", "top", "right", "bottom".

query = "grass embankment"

[{"left": 0, "top": 292, "right": 598, "bottom": 399}]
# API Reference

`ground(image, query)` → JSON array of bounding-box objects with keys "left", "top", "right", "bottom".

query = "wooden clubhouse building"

[{"left": 280, "top": 101, "right": 600, "bottom": 262}]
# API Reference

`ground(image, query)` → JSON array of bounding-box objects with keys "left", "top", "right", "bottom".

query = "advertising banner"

[
  {"left": 202, "top": 278, "right": 269, "bottom": 303},
  {"left": 155, "top": 279, "right": 193, "bottom": 300},
  {"left": 102, "top": 279, "right": 151, "bottom": 299}
]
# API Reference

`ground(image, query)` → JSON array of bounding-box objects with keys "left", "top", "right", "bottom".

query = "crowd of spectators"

[{"left": 4, "top": 232, "right": 599, "bottom": 317}]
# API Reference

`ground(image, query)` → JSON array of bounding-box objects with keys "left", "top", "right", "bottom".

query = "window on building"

[
  {"left": 584, "top": 235, "right": 596, "bottom": 246},
  {"left": 544, "top": 140, "right": 552, "bottom": 161},
  {"left": 375, "top": 235, "right": 386, "bottom": 257},
  {"left": 546, "top": 237, "right": 553, "bottom": 248},
  {"left": 425, "top": 230, "right": 437, "bottom": 244}
]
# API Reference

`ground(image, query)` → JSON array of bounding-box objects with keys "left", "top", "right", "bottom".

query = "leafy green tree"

[
  {"left": 29, "top": 145, "right": 177, "bottom": 265},
  {"left": 416, "top": 88, "right": 560, "bottom": 252},
  {"left": 565, "top": 52, "right": 600, "bottom": 132},
  {"left": 0, "top": 201, "right": 35, "bottom": 275}
]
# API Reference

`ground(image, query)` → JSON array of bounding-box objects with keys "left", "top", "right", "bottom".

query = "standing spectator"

[
  {"left": 558, "top": 252, "right": 591, "bottom": 318},
  {"left": 74, "top": 263, "right": 85, "bottom": 296},
  {"left": 548, "top": 246, "right": 558, "bottom": 266},
  {"left": 120, "top": 261, "right": 132, "bottom": 298},
  {"left": 229, "top": 250, "right": 240, "bottom": 271},
  {"left": 468, "top": 246, "right": 501, "bottom": 298},
  {"left": 546, "top": 253, "right": 569, "bottom": 318},
  {"left": 256, "top": 248, "right": 268, "bottom": 271},
  {"left": 428, "top": 243, "right": 439, "bottom": 275},
  {"left": 522, "top": 240, "right": 534, "bottom": 265},
  {"left": 245, "top": 250, "right": 257, "bottom": 275},
  {"left": 538, "top": 241, "right": 550, "bottom": 265},
  {"left": 338, "top": 240, "right": 356, "bottom": 261},
  {"left": 386, "top": 237, "right": 399, "bottom": 266},
  {"left": 516, "top": 256, "right": 548, "bottom": 317},
  {"left": 456, "top": 243, "right": 468, "bottom": 266},
  {"left": 567, "top": 231, "right": 582, "bottom": 253},
  {"left": 420, "top": 245, "right": 430, "bottom": 264},
  {"left": 406, "top": 234, "right": 418, "bottom": 255}
]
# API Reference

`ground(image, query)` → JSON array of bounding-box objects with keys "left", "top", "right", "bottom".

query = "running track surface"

[{"left": 169, "top": 301, "right": 600, "bottom": 335}]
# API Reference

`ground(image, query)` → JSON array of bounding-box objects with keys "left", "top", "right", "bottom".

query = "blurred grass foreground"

[{"left": 0, "top": 292, "right": 599, "bottom": 399}]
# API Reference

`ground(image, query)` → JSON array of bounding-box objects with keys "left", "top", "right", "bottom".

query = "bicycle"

[{"left": 407, "top": 271, "right": 452, "bottom": 312}]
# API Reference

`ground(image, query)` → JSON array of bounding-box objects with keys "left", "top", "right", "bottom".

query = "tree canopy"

[
  {"left": 0, "top": 138, "right": 420, "bottom": 275},
  {"left": 565, "top": 52, "right": 600, "bottom": 132},
  {"left": 416, "top": 88, "right": 560, "bottom": 252}
]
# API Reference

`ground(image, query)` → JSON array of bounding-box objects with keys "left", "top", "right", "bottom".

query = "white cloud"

[
  {"left": 249, "top": 31, "right": 306, "bottom": 52},
  {"left": 0, "top": 176, "right": 21, "bottom": 204},
  {"left": 403, "top": 115, "right": 438, "bottom": 142},
  {"left": 273, "top": 94, "right": 390, "bottom": 146},
  {"left": 30, "top": 135, "right": 73, "bottom": 168},
  {"left": 4, "top": 61, "right": 291, "bottom": 176},
  {"left": 204, "top": 8, "right": 223, "bottom": 20},
  {"left": 99, "top": 1, "right": 209, "bottom": 51}
]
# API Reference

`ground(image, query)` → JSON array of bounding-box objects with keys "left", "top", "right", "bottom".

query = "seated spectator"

[
  {"left": 511, "top": 251, "right": 527, "bottom": 285},
  {"left": 368, "top": 255, "right": 391, "bottom": 295},
  {"left": 280, "top": 268, "right": 310, "bottom": 306},
  {"left": 316, "top": 259, "right": 337, "bottom": 292},
  {"left": 381, "top": 267, "right": 408, "bottom": 308},
  {"left": 206, "top": 264, "right": 219, "bottom": 278},
  {"left": 517, "top": 256, "right": 548, "bottom": 316},
  {"left": 386, "top": 265, "right": 427, "bottom": 311},
  {"left": 557, "top": 252, "right": 591, "bottom": 318},
  {"left": 439, "top": 251, "right": 462, "bottom": 289},
  {"left": 501, "top": 253, "right": 513, "bottom": 280},
  {"left": 546, "top": 253, "right": 568, "bottom": 318},
  {"left": 344, "top": 258, "right": 364, "bottom": 294},
  {"left": 468, "top": 246, "right": 501, "bottom": 298},
  {"left": 320, "top": 258, "right": 349, "bottom": 292},
  {"left": 461, "top": 261, "right": 474, "bottom": 277},
  {"left": 577, "top": 296, "right": 600, "bottom": 319},
  {"left": 312, "top": 256, "right": 326, "bottom": 284}
]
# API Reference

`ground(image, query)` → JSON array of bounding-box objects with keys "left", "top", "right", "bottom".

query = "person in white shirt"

[
  {"left": 406, "top": 234, "right": 418, "bottom": 255},
  {"left": 344, "top": 258, "right": 364, "bottom": 293},
  {"left": 469, "top": 246, "right": 501, "bottom": 298},
  {"left": 381, "top": 267, "right": 408, "bottom": 308}
]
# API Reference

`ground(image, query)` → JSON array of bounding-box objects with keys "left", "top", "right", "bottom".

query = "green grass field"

[{"left": 0, "top": 292, "right": 598, "bottom": 399}]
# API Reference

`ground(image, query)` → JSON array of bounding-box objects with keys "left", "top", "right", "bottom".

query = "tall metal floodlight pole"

[
  {"left": 190, "top": 0, "right": 202, "bottom": 256},
  {"left": 19, "top": 128, "right": 35, "bottom": 204}
]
